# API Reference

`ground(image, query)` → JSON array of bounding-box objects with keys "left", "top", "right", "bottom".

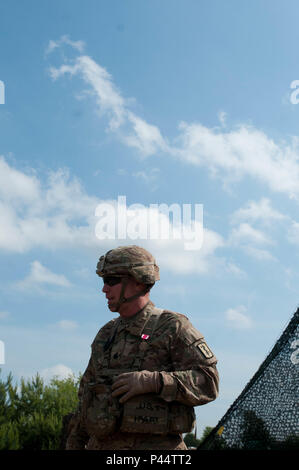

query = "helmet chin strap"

[{"left": 112, "top": 276, "right": 150, "bottom": 312}]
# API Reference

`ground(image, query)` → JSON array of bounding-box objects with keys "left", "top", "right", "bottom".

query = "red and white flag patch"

[{"left": 141, "top": 334, "right": 150, "bottom": 340}]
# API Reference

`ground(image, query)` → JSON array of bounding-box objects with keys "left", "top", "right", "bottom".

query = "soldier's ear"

[{"left": 134, "top": 280, "right": 148, "bottom": 293}]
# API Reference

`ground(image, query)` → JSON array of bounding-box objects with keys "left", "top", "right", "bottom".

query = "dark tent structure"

[{"left": 199, "top": 307, "right": 299, "bottom": 450}]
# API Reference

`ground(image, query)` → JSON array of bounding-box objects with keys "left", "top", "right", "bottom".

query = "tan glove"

[{"left": 111, "top": 370, "right": 162, "bottom": 404}]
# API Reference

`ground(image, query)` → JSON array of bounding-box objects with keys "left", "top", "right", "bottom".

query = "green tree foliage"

[
  {"left": 240, "top": 410, "right": 273, "bottom": 449},
  {"left": 199, "top": 426, "right": 213, "bottom": 442},
  {"left": 184, "top": 432, "right": 200, "bottom": 448},
  {"left": 0, "top": 369, "right": 80, "bottom": 450},
  {"left": 184, "top": 426, "right": 213, "bottom": 448},
  {"left": 198, "top": 413, "right": 299, "bottom": 450}
]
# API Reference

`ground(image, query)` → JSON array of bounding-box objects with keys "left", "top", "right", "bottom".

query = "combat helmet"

[{"left": 96, "top": 245, "right": 159, "bottom": 310}]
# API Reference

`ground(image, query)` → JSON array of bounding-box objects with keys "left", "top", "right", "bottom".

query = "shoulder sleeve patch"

[{"left": 198, "top": 342, "right": 214, "bottom": 359}]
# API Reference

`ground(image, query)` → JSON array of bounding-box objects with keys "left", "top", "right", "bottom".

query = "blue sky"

[{"left": 1, "top": 0, "right": 299, "bottom": 435}]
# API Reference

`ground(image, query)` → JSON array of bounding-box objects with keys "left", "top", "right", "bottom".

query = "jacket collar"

[{"left": 117, "top": 301, "right": 156, "bottom": 337}]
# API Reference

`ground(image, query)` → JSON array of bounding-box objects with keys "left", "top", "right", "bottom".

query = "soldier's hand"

[{"left": 111, "top": 370, "right": 162, "bottom": 403}]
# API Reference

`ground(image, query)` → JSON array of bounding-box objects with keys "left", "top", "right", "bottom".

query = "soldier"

[{"left": 66, "top": 245, "right": 219, "bottom": 450}]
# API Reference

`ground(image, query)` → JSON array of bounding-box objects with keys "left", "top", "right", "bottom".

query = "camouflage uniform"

[{"left": 66, "top": 246, "right": 219, "bottom": 450}]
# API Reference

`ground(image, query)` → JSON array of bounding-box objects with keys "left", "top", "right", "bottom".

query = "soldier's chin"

[{"left": 108, "top": 301, "right": 117, "bottom": 311}]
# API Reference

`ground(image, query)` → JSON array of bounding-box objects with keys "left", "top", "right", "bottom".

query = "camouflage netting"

[{"left": 199, "top": 307, "right": 299, "bottom": 450}]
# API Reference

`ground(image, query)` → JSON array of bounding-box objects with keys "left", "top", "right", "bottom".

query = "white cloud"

[
  {"left": 230, "top": 222, "right": 273, "bottom": 246},
  {"left": 231, "top": 198, "right": 286, "bottom": 225},
  {"left": 132, "top": 167, "right": 160, "bottom": 187},
  {"left": 232, "top": 198, "right": 287, "bottom": 222},
  {"left": 0, "top": 158, "right": 100, "bottom": 253},
  {"left": 149, "top": 229, "right": 224, "bottom": 275},
  {"left": 125, "top": 112, "right": 167, "bottom": 156},
  {"left": 57, "top": 320, "right": 78, "bottom": 330},
  {"left": 0, "top": 157, "right": 229, "bottom": 275},
  {"left": 0, "top": 156, "right": 40, "bottom": 203},
  {"left": 39, "top": 364, "right": 74, "bottom": 382},
  {"left": 45, "top": 35, "right": 85, "bottom": 55},
  {"left": 229, "top": 198, "right": 299, "bottom": 260},
  {"left": 244, "top": 246, "right": 276, "bottom": 261},
  {"left": 225, "top": 306, "right": 252, "bottom": 329},
  {"left": 95, "top": 198, "right": 226, "bottom": 274},
  {"left": 287, "top": 220, "right": 299, "bottom": 245},
  {"left": 218, "top": 111, "right": 228, "bottom": 127},
  {"left": 225, "top": 262, "right": 247, "bottom": 278},
  {"left": 49, "top": 54, "right": 168, "bottom": 154},
  {"left": 50, "top": 55, "right": 126, "bottom": 130},
  {"left": 229, "top": 222, "right": 275, "bottom": 261},
  {"left": 17, "top": 261, "right": 71, "bottom": 289},
  {"left": 176, "top": 123, "right": 299, "bottom": 200},
  {"left": 48, "top": 47, "right": 299, "bottom": 200}
]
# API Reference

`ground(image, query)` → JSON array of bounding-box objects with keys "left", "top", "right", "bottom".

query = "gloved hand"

[{"left": 111, "top": 370, "right": 162, "bottom": 404}]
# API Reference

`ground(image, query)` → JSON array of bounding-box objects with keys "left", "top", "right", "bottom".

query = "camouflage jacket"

[{"left": 67, "top": 301, "right": 219, "bottom": 448}]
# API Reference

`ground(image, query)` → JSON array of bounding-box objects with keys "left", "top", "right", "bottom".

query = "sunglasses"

[{"left": 103, "top": 276, "right": 122, "bottom": 287}]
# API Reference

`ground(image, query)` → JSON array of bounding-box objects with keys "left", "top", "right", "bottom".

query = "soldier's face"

[
  {"left": 102, "top": 276, "right": 142, "bottom": 311},
  {"left": 102, "top": 278, "right": 123, "bottom": 311}
]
